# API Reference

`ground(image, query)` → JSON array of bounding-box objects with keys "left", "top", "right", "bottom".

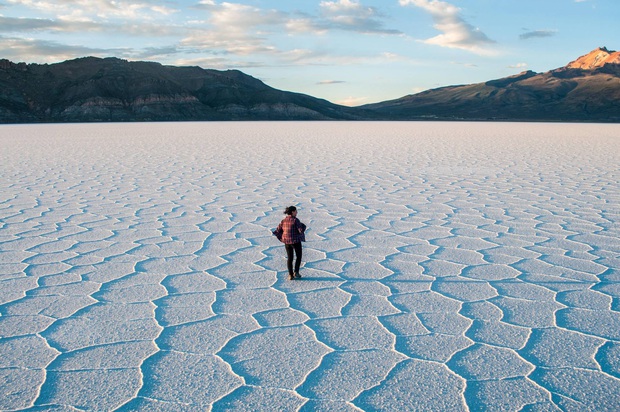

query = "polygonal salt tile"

[
  {"left": 541, "top": 254, "right": 608, "bottom": 276},
  {"left": 25, "top": 262, "right": 72, "bottom": 278},
  {"left": 492, "top": 280, "right": 557, "bottom": 301},
  {"left": 32, "top": 281, "right": 101, "bottom": 298},
  {"left": 157, "top": 293, "right": 216, "bottom": 326},
  {"left": 135, "top": 256, "right": 195, "bottom": 275},
  {"left": 462, "top": 264, "right": 522, "bottom": 281},
  {"left": 82, "top": 261, "right": 137, "bottom": 283},
  {"left": 339, "top": 262, "right": 394, "bottom": 280},
  {"left": 308, "top": 316, "right": 394, "bottom": 351},
  {"left": 218, "top": 325, "right": 330, "bottom": 389},
  {"left": 342, "top": 295, "right": 400, "bottom": 317},
  {"left": 302, "top": 258, "right": 346, "bottom": 275},
  {"left": 121, "top": 397, "right": 196, "bottom": 411},
  {"left": 36, "top": 369, "right": 142, "bottom": 411},
  {"left": 465, "top": 377, "right": 552, "bottom": 412},
  {"left": 420, "top": 259, "right": 465, "bottom": 278},
  {"left": 398, "top": 333, "right": 472, "bottom": 362},
  {"left": 398, "top": 242, "right": 439, "bottom": 257},
  {"left": 518, "top": 273, "right": 589, "bottom": 293},
  {"left": 3, "top": 295, "right": 96, "bottom": 319},
  {"left": 432, "top": 278, "right": 498, "bottom": 301},
  {"left": 26, "top": 239, "right": 76, "bottom": 254},
  {"left": 354, "top": 359, "right": 466, "bottom": 411},
  {"left": 253, "top": 308, "right": 309, "bottom": 327},
  {"left": 522, "top": 328, "right": 604, "bottom": 369},
  {"left": 531, "top": 367, "right": 620, "bottom": 411},
  {"left": 210, "top": 261, "right": 274, "bottom": 284},
  {"left": 391, "top": 290, "right": 461, "bottom": 313},
  {"left": 448, "top": 343, "right": 533, "bottom": 380},
  {"left": 556, "top": 308, "right": 620, "bottom": 340},
  {"left": 0, "top": 335, "right": 59, "bottom": 368},
  {"left": 0, "top": 315, "right": 55, "bottom": 338},
  {"left": 43, "top": 312, "right": 161, "bottom": 352},
  {"left": 431, "top": 247, "right": 487, "bottom": 266},
  {"left": 288, "top": 288, "right": 352, "bottom": 319},
  {"left": 466, "top": 319, "right": 530, "bottom": 350},
  {"left": 63, "top": 254, "right": 103, "bottom": 266},
  {"left": 50, "top": 341, "right": 157, "bottom": 371},
  {"left": 213, "top": 386, "right": 305, "bottom": 411},
  {"left": 298, "top": 349, "right": 405, "bottom": 401},
  {"left": 97, "top": 282, "right": 168, "bottom": 304},
  {"left": 383, "top": 278, "right": 432, "bottom": 294},
  {"left": 0, "top": 368, "right": 45, "bottom": 410},
  {"left": 437, "top": 233, "right": 497, "bottom": 249},
  {"left": 596, "top": 341, "right": 620, "bottom": 378},
  {"left": 557, "top": 289, "right": 612, "bottom": 310},
  {"left": 460, "top": 301, "right": 504, "bottom": 321},
  {"left": 212, "top": 287, "right": 288, "bottom": 315},
  {"left": 0, "top": 276, "right": 39, "bottom": 304},
  {"left": 158, "top": 314, "right": 258, "bottom": 354},
  {"left": 417, "top": 312, "right": 472, "bottom": 335},
  {"left": 300, "top": 400, "right": 361, "bottom": 411},
  {"left": 164, "top": 271, "right": 226, "bottom": 294},
  {"left": 379, "top": 312, "right": 429, "bottom": 336},
  {"left": 24, "top": 251, "right": 76, "bottom": 265},
  {"left": 492, "top": 296, "right": 563, "bottom": 328}
]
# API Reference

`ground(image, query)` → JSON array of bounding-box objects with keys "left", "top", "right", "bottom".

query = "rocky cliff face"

[
  {"left": 0, "top": 57, "right": 362, "bottom": 123},
  {"left": 362, "top": 48, "right": 620, "bottom": 122}
]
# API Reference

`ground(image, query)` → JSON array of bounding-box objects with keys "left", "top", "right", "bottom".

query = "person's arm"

[{"left": 273, "top": 221, "right": 283, "bottom": 239}]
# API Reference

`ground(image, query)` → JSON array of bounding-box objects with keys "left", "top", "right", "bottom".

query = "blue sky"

[{"left": 1, "top": 0, "right": 618, "bottom": 105}]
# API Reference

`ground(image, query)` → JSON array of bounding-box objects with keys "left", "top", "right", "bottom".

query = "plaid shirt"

[{"left": 274, "top": 216, "right": 306, "bottom": 244}]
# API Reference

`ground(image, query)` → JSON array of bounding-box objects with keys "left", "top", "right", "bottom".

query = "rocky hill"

[
  {"left": 1, "top": 48, "right": 619, "bottom": 123},
  {"left": 361, "top": 47, "right": 620, "bottom": 122},
  {"left": 0, "top": 57, "right": 364, "bottom": 123}
]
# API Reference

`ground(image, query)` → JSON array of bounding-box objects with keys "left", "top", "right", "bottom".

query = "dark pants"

[{"left": 285, "top": 242, "right": 303, "bottom": 276}]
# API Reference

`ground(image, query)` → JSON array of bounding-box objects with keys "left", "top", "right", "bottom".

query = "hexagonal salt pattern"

[{"left": 1, "top": 122, "right": 619, "bottom": 410}]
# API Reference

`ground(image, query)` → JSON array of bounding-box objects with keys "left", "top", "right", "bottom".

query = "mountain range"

[{"left": 1, "top": 47, "right": 619, "bottom": 123}]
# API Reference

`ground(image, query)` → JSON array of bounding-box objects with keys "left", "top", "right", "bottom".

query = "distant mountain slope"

[
  {"left": 362, "top": 47, "right": 620, "bottom": 122},
  {"left": 0, "top": 57, "right": 363, "bottom": 123},
  {"left": 1, "top": 48, "right": 619, "bottom": 123}
]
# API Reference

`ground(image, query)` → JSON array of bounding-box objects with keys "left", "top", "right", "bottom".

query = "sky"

[{"left": 1, "top": 0, "right": 618, "bottom": 106}]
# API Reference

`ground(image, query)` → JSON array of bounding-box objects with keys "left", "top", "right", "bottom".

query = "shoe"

[
  {"left": 294, "top": 272, "right": 301, "bottom": 279},
  {"left": 289, "top": 274, "right": 295, "bottom": 280}
]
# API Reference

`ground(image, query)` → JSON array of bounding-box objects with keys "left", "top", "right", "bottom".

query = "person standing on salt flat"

[{"left": 273, "top": 206, "right": 307, "bottom": 280}]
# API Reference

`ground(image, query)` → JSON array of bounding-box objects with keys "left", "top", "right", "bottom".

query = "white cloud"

[
  {"left": 318, "top": 80, "right": 347, "bottom": 85},
  {"left": 336, "top": 95, "right": 369, "bottom": 106},
  {"left": 7, "top": 0, "right": 177, "bottom": 21},
  {"left": 508, "top": 62, "right": 528, "bottom": 69},
  {"left": 319, "top": 0, "right": 401, "bottom": 34},
  {"left": 181, "top": 3, "right": 284, "bottom": 56},
  {"left": 399, "top": 0, "right": 495, "bottom": 55}
]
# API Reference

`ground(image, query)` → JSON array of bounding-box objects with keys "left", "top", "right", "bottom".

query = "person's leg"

[
  {"left": 285, "top": 244, "right": 294, "bottom": 278},
  {"left": 294, "top": 242, "right": 303, "bottom": 276}
]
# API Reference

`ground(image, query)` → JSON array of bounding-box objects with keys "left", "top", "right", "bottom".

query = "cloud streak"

[
  {"left": 399, "top": 0, "right": 495, "bottom": 55},
  {"left": 519, "top": 30, "right": 557, "bottom": 40}
]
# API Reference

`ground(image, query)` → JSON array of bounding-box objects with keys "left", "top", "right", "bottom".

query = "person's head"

[{"left": 284, "top": 206, "right": 297, "bottom": 216}]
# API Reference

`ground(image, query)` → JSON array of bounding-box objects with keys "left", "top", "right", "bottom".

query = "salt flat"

[{"left": 0, "top": 121, "right": 619, "bottom": 411}]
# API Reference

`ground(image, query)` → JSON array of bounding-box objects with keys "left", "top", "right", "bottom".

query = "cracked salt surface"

[{"left": 1, "top": 121, "right": 619, "bottom": 411}]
